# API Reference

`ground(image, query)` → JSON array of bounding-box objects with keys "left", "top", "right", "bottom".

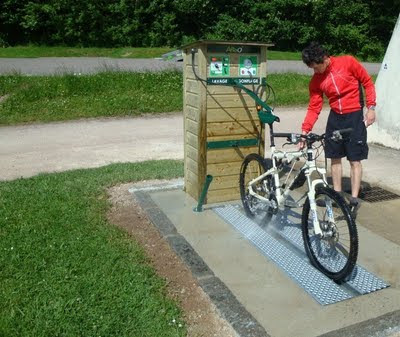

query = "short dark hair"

[{"left": 302, "top": 42, "right": 329, "bottom": 66}]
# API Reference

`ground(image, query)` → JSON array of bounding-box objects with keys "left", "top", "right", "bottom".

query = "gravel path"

[{"left": 0, "top": 115, "right": 183, "bottom": 180}]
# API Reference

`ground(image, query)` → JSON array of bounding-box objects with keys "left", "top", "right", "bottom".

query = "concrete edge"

[
  {"left": 317, "top": 309, "right": 400, "bottom": 337},
  {"left": 133, "top": 190, "right": 270, "bottom": 337}
]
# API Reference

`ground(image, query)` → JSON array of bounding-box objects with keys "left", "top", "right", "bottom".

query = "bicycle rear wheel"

[
  {"left": 301, "top": 186, "right": 358, "bottom": 282},
  {"left": 239, "top": 153, "right": 276, "bottom": 225}
]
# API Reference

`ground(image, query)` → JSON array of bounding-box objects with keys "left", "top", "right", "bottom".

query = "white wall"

[{"left": 368, "top": 14, "right": 400, "bottom": 149}]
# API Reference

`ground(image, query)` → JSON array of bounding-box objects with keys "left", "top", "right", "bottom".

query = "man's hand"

[
  {"left": 298, "top": 131, "right": 308, "bottom": 150},
  {"left": 364, "top": 109, "right": 376, "bottom": 127}
]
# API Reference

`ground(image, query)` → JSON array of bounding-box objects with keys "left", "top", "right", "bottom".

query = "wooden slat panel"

[
  {"left": 207, "top": 187, "right": 240, "bottom": 203},
  {"left": 207, "top": 94, "right": 258, "bottom": 109},
  {"left": 207, "top": 161, "right": 242, "bottom": 177},
  {"left": 184, "top": 52, "right": 199, "bottom": 66},
  {"left": 207, "top": 121, "right": 260, "bottom": 137},
  {"left": 185, "top": 66, "right": 203, "bottom": 82},
  {"left": 186, "top": 156, "right": 198, "bottom": 175},
  {"left": 206, "top": 81, "right": 268, "bottom": 97},
  {"left": 186, "top": 92, "right": 200, "bottom": 108},
  {"left": 207, "top": 134, "right": 260, "bottom": 142},
  {"left": 184, "top": 179, "right": 198, "bottom": 200},
  {"left": 206, "top": 86, "right": 240, "bottom": 95},
  {"left": 186, "top": 119, "right": 199, "bottom": 135},
  {"left": 185, "top": 169, "right": 198, "bottom": 186},
  {"left": 185, "top": 105, "right": 199, "bottom": 122},
  {"left": 186, "top": 79, "right": 200, "bottom": 94},
  {"left": 197, "top": 45, "right": 208, "bottom": 194},
  {"left": 186, "top": 131, "right": 198, "bottom": 149},
  {"left": 207, "top": 146, "right": 259, "bottom": 164},
  {"left": 186, "top": 144, "right": 198, "bottom": 162},
  {"left": 183, "top": 53, "right": 188, "bottom": 184},
  {"left": 185, "top": 75, "right": 201, "bottom": 82},
  {"left": 207, "top": 107, "right": 259, "bottom": 123},
  {"left": 208, "top": 174, "right": 239, "bottom": 191}
]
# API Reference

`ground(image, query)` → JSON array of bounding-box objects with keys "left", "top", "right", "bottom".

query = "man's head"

[{"left": 302, "top": 42, "right": 330, "bottom": 74}]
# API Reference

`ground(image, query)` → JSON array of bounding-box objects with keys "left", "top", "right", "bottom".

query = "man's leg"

[
  {"left": 331, "top": 158, "right": 343, "bottom": 192},
  {"left": 349, "top": 160, "right": 362, "bottom": 198},
  {"left": 348, "top": 160, "right": 362, "bottom": 219}
]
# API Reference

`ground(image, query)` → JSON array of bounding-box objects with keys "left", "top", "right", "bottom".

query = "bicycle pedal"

[{"left": 284, "top": 200, "right": 300, "bottom": 208}]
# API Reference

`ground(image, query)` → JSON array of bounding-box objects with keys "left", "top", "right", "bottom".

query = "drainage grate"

[
  {"left": 213, "top": 205, "right": 389, "bottom": 305},
  {"left": 358, "top": 186, "right": 400, "bottom": 203}
]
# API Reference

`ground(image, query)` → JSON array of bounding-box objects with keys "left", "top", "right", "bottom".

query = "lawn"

[
  {"left": 0, "top": 160, "right": 185, "bottom": 337},
  {"left": 0, "top": 71, "right": 311, "bottom": 125}
]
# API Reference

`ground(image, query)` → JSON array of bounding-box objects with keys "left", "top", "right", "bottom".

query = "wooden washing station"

[{"left": 181, "top": 40, "right": 273, "bottom": 204}]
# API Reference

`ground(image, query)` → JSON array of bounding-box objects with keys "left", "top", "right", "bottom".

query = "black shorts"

[{"left": 324, "top": 109, "right": 368, "bottom": 161}]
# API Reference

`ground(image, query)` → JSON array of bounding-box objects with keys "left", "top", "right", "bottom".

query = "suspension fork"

[
  {"left": 305, "top": 157, "right": 330, "bottom": 235},
  {"left": 313, "top": 166, "right": 335, "bottom": 224},
  {"left": 306, "top": 174, "right": 323, "bottom": 236}
]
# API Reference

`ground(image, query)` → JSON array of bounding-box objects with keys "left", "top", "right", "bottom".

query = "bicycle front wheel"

[
  {"left": 301, "top": 187, "right": 358, "bottom": 282},
  {"left": 239, "top": 153, "right": 276, "bottom": 225}
]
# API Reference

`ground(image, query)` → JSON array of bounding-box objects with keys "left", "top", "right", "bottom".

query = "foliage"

[{"left": 0, "top": 0, "right": 399, "bottom": 60}]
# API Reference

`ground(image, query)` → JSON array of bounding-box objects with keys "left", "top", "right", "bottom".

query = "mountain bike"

[{"left": 239, "top": 124, "right": 359, "bottom": 282}]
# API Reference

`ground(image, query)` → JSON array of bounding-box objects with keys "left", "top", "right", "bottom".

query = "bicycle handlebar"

[
  {"left": 272, "top": 128, "right": 353, "bottom": 145},
  {"left": 331, "top": 128, "right": 353, "bottom": 142}
]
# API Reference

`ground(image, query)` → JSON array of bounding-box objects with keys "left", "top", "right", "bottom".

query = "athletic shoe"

[{"left": 349, "top": 198, "right": 361, "bottom": 220}]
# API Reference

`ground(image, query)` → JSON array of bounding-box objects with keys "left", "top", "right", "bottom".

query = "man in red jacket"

[{"left": 300, "top": 42, "right": 376, "bottom": 219}]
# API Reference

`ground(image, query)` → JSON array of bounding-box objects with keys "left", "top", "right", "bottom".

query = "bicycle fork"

[{"left": 305, "top": 168, "right": 334, "bottom": 237}]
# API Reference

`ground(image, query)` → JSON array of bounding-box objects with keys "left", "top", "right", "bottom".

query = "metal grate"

[
  {"left": 358, "top": 186, "right": 400, "bottom": 203},
  {"left": 213, "top": 205, "right": 389, "bottom": 305}
]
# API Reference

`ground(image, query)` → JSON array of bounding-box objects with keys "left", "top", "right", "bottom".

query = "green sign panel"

[
  {"left": 209, "top": 56, "right": 230, "bottom": 77},
  {"left": 239, "top": 56, "right": 258, "bottom": 76},
  {"left": 207, "top": 77, "right": 263, "bottom": 85}
]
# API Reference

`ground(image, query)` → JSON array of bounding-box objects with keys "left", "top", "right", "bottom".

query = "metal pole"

[{"left": 193, "top": 175, "right": 213, "bottom": 212}]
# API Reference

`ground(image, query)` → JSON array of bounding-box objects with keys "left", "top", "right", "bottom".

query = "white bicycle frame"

[{"left": 247, "top": 127, "right": 335, "bottom": 236}]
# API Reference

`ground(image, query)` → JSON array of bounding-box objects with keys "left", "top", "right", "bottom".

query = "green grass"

[
  {"left": 0, "top": 46, "right": 174, "bottom": 58},
  {"left": 267, "top": 50, "right": 301, "bottom": 60},
  {"left": 0, "top": 71, "right": 313, "bottom": 125},
  {"left": 0, "top": 71, "right": 183, "bottom": 125},
  {"left": 266, "top": 73, "right": 311, "bottom": 106},
  {"left": 0, "top": 160, "right": 185, "bottom": 337}
]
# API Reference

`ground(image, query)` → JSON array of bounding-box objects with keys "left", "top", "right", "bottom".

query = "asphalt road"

[{"left": 0, "top": 57, "right": 382, "bottom": 75}]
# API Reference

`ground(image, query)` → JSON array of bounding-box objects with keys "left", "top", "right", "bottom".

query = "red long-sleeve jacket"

[{"left": 302, "top": 55, "right": 376, "bottom": 133}]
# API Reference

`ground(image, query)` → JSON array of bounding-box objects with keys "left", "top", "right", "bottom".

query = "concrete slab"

[{"left": 135, "top": 187, "right": 400, "bottom": 337}]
